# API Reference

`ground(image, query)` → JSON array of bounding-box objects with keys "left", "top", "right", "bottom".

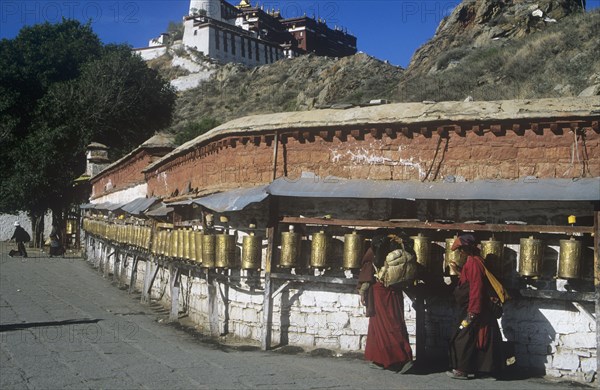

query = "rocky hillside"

[
  {"left": 397, "top": 0, "right": 599, "bottom": 102},
  {"left": 146, "top": 0, "right": 598, "bottom": 138},
  {"left": 407, "top": 0, "right": 583, "bottom": 74},
  {"left": 166, "top": 52, "right": 403, "bottom": 131}
]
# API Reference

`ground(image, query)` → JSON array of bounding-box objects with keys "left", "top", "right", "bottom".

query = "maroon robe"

[
  {"left": 449, "top": 255, "right": 504, "bottom": 374},
  {"left": 358, "top": 248, "right": 413, "bottom": 368}
]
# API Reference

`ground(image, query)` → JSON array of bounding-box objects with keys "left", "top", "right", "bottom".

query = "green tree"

[
  {"left": 174, "top": 118, "right": 220, "bottom": 146},
  {"left": 0, "top": 20, "right": 176, "bottom": 246}
]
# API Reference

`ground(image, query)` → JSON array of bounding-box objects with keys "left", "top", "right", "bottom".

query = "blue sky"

[{"left": 1, "top": 0, "right": 598, "bottom": 68}]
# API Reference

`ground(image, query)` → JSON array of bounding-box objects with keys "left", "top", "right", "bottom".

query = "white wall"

[
  {"left": 0, "top": 211, "right": 52, "bottom": 241},
  {"left": 91, "top": 184, "right": 148, "bottom": 205}
]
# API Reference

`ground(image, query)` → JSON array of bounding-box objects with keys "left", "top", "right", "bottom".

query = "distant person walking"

[
  {"left": 49, "top": 223, "right": 64, "bottom": 257},
  {"left": 448, "top": 234, "right": 504, "bottom": 380},
  {"left": 9, "top": 221, "right": 30, "bottom": 258}
]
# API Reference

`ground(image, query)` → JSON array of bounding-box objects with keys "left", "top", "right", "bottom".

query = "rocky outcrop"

[
  {"left": 173, "top": 53, "right": 403, "bottom": 128},
  {"left": 407, "top": 0, "right": 583, "bottom": 75}
]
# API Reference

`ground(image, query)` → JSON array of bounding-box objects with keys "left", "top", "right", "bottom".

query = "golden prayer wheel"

[
  {"left": 138, "top": 227, "right": 144, "bottom": 248},
  {"left": 134, "top": 226, "right": 141, "bottom": 247},
  {"left": 242, "top": 233, "right": 261, "bottom": 270},
  {"left": 187, "top": 230, "right": 196, "bottom": 261},
  {"left": 343, "top": 231, "right": 364, "bottom": 269},
  {"left": 194, "top": 232, "right": 204, "bottom": 264},
  {"left": 519, "top": 236, "right": 543, "bottom": 277},
  {"left": 142, "top": 226, "right": 151, "bottom": 249},
  {"left": 170, "top": 230, "right": 178, "bottom": 258},
  {"left": 411, "top": 233, "right": 431, "bottom": 271},
  {"left": 177, "top": 232, "right": 183, "bottom": 256},
  {"left": 216, "top": 234, "right": 236, "bottom": 268},
  {"left": 156, "top": 230, "right": 167, "bottom": 256},
  {"left": 446, "top": 236, "right": 466, "bottom": 276},
  {"left": 150, "top": 230, "right": 158, "bottom": 254},
  {"left": 202, "top": 234, "right": 216, "bottom": 268},
  {"left": 558, "top": 237, "right": 582, "bottom": 279},
  {"left": 127, "top": 224, "right": 134, "bottom": 245},
  {"left": 310, "top": 231, "right": 330, "bottom": 268},
  {"left": 279, "top": 231, "right": 301, "bottom": 268},
  {"left": 481, "top": 236, "right": 505, "bottom": 278},
  {"left": 165, "top": 231, "right": 173, "bottom": 257}
]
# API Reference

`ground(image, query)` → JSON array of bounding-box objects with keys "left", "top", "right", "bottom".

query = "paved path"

[{"left": 0, "top": 243, "right": 584, "bottom": 389}]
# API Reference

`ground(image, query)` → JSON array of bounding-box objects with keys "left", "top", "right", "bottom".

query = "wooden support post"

[
  {"left": 594, "top": 211, "right": 599, "bottom": 376},
  {"left": 415, "top": 287, "right": 426, "bottom": 363},
  {"left": 142, "top": 259, "right": 160, "bottom": 304},
  {"left": 103, "top": 247, "right": 111, "bottom": 278},
  {"left": 208, "top": 271, "right": 220, "bottom": 337},
  {"left": 261, "top": 226, "right": 275, "bottom": 350},
  {"left": 129, "top": 255, "right": 139, "bottom": 294},
  {"left": 169, "top": 265, "right": 181, "bottom": 322}
]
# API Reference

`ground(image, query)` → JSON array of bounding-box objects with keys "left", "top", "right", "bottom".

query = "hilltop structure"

[{"left": 136, "top": 0, "right": 357, "bottom": 66}]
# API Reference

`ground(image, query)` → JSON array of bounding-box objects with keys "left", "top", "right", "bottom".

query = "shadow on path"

[{"left": 0, "top": 318, "right": 101, "bottom": 332}]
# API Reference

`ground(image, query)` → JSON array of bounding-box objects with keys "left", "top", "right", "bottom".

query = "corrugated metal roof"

[
  {"left": 121, "top": 197, "right": 158, "bottom": 216},
  {"left": 145, "top": 204, "right": 174, "bottom": 217},
  {"left": 267, "top": 176, "right": 600, "bottom": 201},
  {"left": 191, "top": 185, "right": 269, "bottom": 212}
]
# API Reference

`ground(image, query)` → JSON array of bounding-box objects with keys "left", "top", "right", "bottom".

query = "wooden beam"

[
  {"left": 384, "top": 128, "right": 397, "bottom": 139},
  {"left": 261, "top": 225, "right": 275, "bottom": 350},
  {"left": 279, "top": 217, "right": 594, "bottom": 235},
  {"left": 519, "top": 289, "right": 595, "bottom": 302},
  {"left": 270, "top": 273, "right": 356, "bottom": 285}
]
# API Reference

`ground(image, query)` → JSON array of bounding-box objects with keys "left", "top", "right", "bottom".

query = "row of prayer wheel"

[
  {"left": 150, "top": 230, "right": 262, "bottom": 269},
  {"left": 83, "top": 219, "right": 151, "bottom": 250},
  {"left": 84, "top": 219, "right": 584, "bottom": 278},
  {"left": 445, "top": 235, "right": 583, "bottom": 279},
  {"left": 280, "top": 231, "right": 430, "bottom": 270}
]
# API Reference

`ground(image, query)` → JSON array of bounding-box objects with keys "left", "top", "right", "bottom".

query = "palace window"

[
  {"left": 215, "top": 28, "right": 220, "bottom": 50},
  {"left": 241, "top": 37, "right": 245, "bottom": 57},
  {"left": 231, "top": 34, "right": 236, "bottom": 55},
  {"left": 223, "top": 31, "right": 228, "bottom": 52},
  {"left": 255, "top": 41, "right": 260, "bottom": 61},
  {"left": 248, "top": 39, "right": 252, "bottom": 59}
]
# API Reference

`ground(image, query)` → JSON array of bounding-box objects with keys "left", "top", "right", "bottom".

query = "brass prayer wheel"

[
  {"left": 187, "top": 230, "right": 196, "bottom": 261},
  {"left": 411, "top": 233, "right": 431, "bottom": 271},
  {"left": 481, "top": 236, "right": 505, "bottom": 278},
  {"left": 216, "top": 234, "right": 236, "bottom": 268},
  {"left": 280, "top": 231, "right": 301, "bottom": 268},
  {"left": 343, "top": 231, "right": 364, "bottom": 269},
  {"left": 144, "top": 227, "right": 151, "bottom": 250},
  {"left": 127, "top": 224, "right": 134, "bottom": 245},
  {"left": 446, "top": 236, "right": 466, "bottom": 276},
  {"left": 310, "top": 231, "right": 330, "bottom": 268},
  {"left": 175, "top": 230, "right": 183, "bottom": 258},
  {"left": 194, "top": 232, "right": 204, "bottom": 264},
  {"left": 158, "top": 230, "right": 166, "bottom": 255},
  {"left": 165, "top": 231, "right": 173, "bottom": 257},
  {"left": 201, "top": 234, "right": 216, "bottom": 268},
  {"left": 519, "top": 236, "right": 543, "bottom": 277},
  {"left": 558, "top": 237, "right": 582, "bottom": 279},
  {"left": 170, "top": 230, "right": 178, "bottom": 258},
  {"left": 242, "top": 233, "right": 261, "bottom": 270},
  {"left": 180, "top": 230, "right": 188, "bottom": 259},
  {"left": 151, "top": 229, "right": 158, "bottom": 254}
]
